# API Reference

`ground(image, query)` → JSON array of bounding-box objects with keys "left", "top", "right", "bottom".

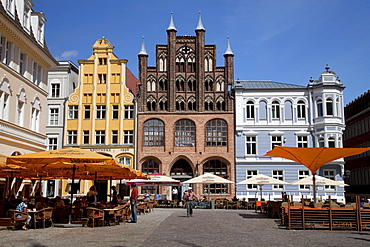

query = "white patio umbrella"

[
  {"left": 237, "top": 174, "right": 289, "bottom": 201},
  {"left": 183, "top": 173, "right": 234, "bottom": 200},
  {"left": 290, "top": 175, "right": 348, "bottom": 187}
]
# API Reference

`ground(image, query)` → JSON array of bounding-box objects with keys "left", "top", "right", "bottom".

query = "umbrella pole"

[
  {"left": 313, "top": 174, "right": 317, "bottom": 203},
  {"left": 69, "top": 164, "right": 76, "bottom": 224},
  {"left": 94, "top": 172, "right": 97, "bottom": 186},
  {"left": 260, "top": 185, "right": 263, "bottom": 201}
]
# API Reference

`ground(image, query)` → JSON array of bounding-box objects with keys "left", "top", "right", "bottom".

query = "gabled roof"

[{"left": 235, "top": 80, "right": 306, "bottom": 89}]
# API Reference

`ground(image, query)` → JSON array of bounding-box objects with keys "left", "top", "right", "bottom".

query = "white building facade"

[
  {"left": 235, "top": 66, "right": 346, "bottom": 202},
  {"left": 44, "top": 60, "right": 78, "bottom": 198},
  {"left": 0, "top": 0, "right": 58, "bottom": 199}
]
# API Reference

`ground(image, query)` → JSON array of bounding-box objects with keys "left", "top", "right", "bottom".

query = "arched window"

[
  {"left": 203, "top": 160, "right": 228, "bottom": 194},
  {"left": 175, "top": 119, "right": 195, "bottom": 147},
  {"left": 187, "top": 54, "right": 196, "bottom": 72},
  {"left": 204, "top": 52, "right": 213, "bottom": 72},
  {"left": 205, "top": 76, "right": 213, "bottom": 91},
  {"left": 206, "top": 119, "right": 227, "bottom": 146},
  {"left": 328, "top": 137, "right": 335, "bottom": 148},
  {"left": 118, "top": 156, "right": 131, "bottom": 166},
  {"left": 336, "top": 98, "right": 340, "bottom": 117},
  {"left": 159, "top": 96, "right": 168, "bottom": 111},
  {"left": 284, "top": 100, "right": 292, "bottom": 120},
  {"left": 271, "top": 100, "right": 280, "bottom": 119},
  {"left": 0, "top": 80, "right": 11, "bottom": 121},
  {"left": 176, "top": 56, "right": 185, "bottom": 72},
  {"left": 297, "top": 100, "right": 306, "bottom": 119},
  {"left": 216, "top": 97, "right": 225, "bottom": 111},
  {"left": 317, "top": 99, "right": 323, "bottom": 117},
  {"left": 158, "top": 52, "right": 167, "bottom": 72},
  {"left": 159, "top": 77, "right": 168, "bottom": 91},
  {"left": 176, "top": 77, "right": 185, "bottom": 91},
  {"left": 146, "top": 96, "right": 156, "bottom": 111},
  {"left": 187, "top": 97, "right": 196, "bottom": 111},
  {"left": 144, "top": 119, "right": 164, "bottom": 146},
  {"left": 246, "top": 101, "right": 255, "bottom": 119},
  {"left": 31, "top": 98, "right": 41, "bottom": 132},
  {"left": 318, "top": 137, "right": 325, "bottom": 147},
  {"left": 147, "top": 76, "right": 156, "bottom": 92},
  {"left": 142, "top": 160, "right": 159, "bottom": 174},
  {"left": 187, "top": 77, "right": 196, "bottom": 92},
  {"left": 326, "top": 98, "right": 333, "bottom": 116},
  {"left": 215, "top": 76, "right": 225, "bottom": 92},
  {"left": 176, "top": 96, "right": 185, "bottom": 111},
  {"left": 259, "top": 100, "right": 267, "bottom": 120},
  {"left": 204, "top": 96, "right": 214, "bottom": 111}
]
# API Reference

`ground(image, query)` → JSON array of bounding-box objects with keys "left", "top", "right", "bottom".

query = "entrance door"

[{"left": 170, "top": 159, "right": 194, "bottom": 200}]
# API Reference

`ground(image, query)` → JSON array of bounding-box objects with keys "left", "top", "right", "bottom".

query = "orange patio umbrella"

[
  {"left": 264, "top": 146, "right": 370, "bottom": 202},
  {"left": 6, "top": 147, "right": 122, "bottom": 205}
]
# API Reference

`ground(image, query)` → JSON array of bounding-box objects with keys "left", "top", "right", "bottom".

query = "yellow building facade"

[{"left": 64, "top": 37, "right": 136, "bottom": 200}]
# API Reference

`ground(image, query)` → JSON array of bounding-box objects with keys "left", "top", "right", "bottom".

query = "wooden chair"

[
  {"left": 8, "top": 209, "right": 29, "bottom": 230},
  {"left": 137, "top": 202, "right": 147, "bottom": 215},
  {"left": 34, "top": 207, "right": 54, "bottom": 229},
  {"left": 84, "top": 207, "right": 104, "bottom": 227}
]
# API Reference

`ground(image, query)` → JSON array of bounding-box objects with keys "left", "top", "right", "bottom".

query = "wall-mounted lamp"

[{"left": 283, "top": 137, "right": 287, "bottom": 143}]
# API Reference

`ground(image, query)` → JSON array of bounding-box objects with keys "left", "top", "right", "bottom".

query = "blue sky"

[{"left": 33, "top": 0, "right": 370, "bottom": 105}]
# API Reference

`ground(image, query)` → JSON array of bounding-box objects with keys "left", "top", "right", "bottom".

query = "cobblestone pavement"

[{"left": 1, "top": 208, "right": 370, "bottom": 247}]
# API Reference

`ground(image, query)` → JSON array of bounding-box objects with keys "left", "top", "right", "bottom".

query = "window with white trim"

[
  {"left": 112, "top": 105, "right": 119, "bottom": 119},
  {"left": 271, "top": 101, "right": 280, "bottom": 119},
  {"left": 318, "top": 137, "right": 325, "bottom": 147},
  {"left": 84, "top": 105, "right": 90, "bottom": 119},
  {"left": 271, "top": 136, "right": 282, "bottom": 149},
  {"left": 95, "top": 130, "right": 105, "bottom": 144},
  {"left": 48, "top": 138, "right": 58, "bottom": 150},
  {"left": 123, "top": 130, "right": 134, "bottom": 144},
  {"left": 83, "top": 130, "right": 89, "bottom": 144},
  {"left": 328, "top": 137, "right": 335, "bottom": 148},
  {"left": 246, "top": 136, "right": 257, "bottom": 155},
  {"left": 124, "top": 105, "right": 134, "bottom": 119},
  {"left": 297, "top": 136, "right": 308, "bottom": 148},
  {"left": 246, "top": 101, "right": 255, "bottom": 119},
  {"left": 51, "top": 84, "right": 60, "bottom": 98},
  {"left": 68, "top": 105, "right": 78, "bottom": 119},
  {"left": 326, "top": 98, "right": 333, "bottom": 116},
  {"left": 49, "top": 108, "right": 59, "bottom": 125},
  {"left": 317, "top": 99, "right": 323, "bottom": 117},
  {"left": 118, "top": 156, "right": 131, "bottom": 166},
  {"left": 96, "top": 105, "right": 106, "bottom": 119},
  {"left": 67, "top": 130, "right": 77, "bottom": 145},
  {"left": 246, "top": 170, "right": 257, "bottom": 189},
  {"left": 298, "top": 170, "right": 310, "bottom": 190},
  {"left": 112, "top": 130, "right": 118, "bottom": 144},
  {"left": 272, "top": 170, "right": 284, "bottom": 189},
  {"left": 323, "top": 169, "right": 336, "bottom": 190},
  {"left": 297, "top": 100, "right": 306, "bottom": 119}
]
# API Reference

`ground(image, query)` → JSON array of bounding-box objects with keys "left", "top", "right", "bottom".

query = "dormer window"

[
  {"left": 23, "top": 6, "right": 30, "bottom": 30},
  {"left": 38, "top": 21, "right": 43, "bottom": 42}
]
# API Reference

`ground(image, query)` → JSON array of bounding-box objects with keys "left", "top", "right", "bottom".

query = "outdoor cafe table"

[
  {"left": 27, "top": 209, "right": 39, "bottom": 229},
  {"left": 103, "top": 208, "right": 118, "bottom": 226}
]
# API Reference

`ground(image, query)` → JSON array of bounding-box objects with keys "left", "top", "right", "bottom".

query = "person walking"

[
  {"left": 130, "top": 183, "right": 138, "bottom": 223},
  {"left": 184, "top": 187, "right": 197, "bottom": 217}
]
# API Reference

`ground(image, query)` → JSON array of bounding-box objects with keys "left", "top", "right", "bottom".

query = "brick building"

[
  {"left": 137, "top": 13, "right": 235, "bottom": 200},
  {"left": 343, "top": 90, "right": 370, "bottom": 199}
]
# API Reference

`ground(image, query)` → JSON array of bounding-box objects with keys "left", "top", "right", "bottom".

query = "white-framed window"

[
  {"left": 124, "top": 105, "right": 134, "bottom": 119},
  {"left": 118, "top": 156, "right": 131, "bottom": 166},
  {"left": 112, "top": 130, "right": 118, "bottom": 144},
  {"left": 49, "top": 108, "right": 59, "bottom": 125},
  {"left": 272, "top": 170, "right": 284, "bottom": 189},
  {"left": 23, "top": 5, "right": 30, "bottom": 29},
  {"left": 0, "top": 91, "right": 10, "bottom": 120},
  {"left": 96, "top": 105, "right": 106, "bottom": 119},
  {"left": 246, "top": 136, "right": 257, "bottom": 155},
  {"left": 326, "top": 98, "right": 333, "bottom": 116},
  {"left": 297, "top": 136, "right": 308, "bottom": 148},
  {"left": 83, "top": 130, "right": 89, "bottom": 144},
  {"left": 318, "top": 137, "right": 325, "bottom": 147},
  {"left": 298, "top": 170, "right": 310, "bottom": 190},
  {"left": 328, "top": 137, "right": 335, "bottom": 148},
  {"left": 16, "top": 100, "right": 24, "bottom": 126},
  {"left": 317, "top": 99, "right": 323, "bottom": 117},
  {"left": 30, "top": 107, "right": 40, "bottom": 132},
  {"left": 33, "top": 62, "right": 38, "bottom": 84},
  {"left": 246, "top": 101, "right": 255, "bottom": 119},
  {"left": 84, "top": 105, "right": 90, "bottom": 119},
  {"left": 112, "top": 105, "right": 119, "bottom": 119},
  {"left": 271, "top": 101, "right": 280, "bottom": 119},
  {"left": 323, "top": 169, "right": 336, "bottom": 190},
  {"left": 48, "top": 138, "right": 58, "bottom": 150},
  {"left": 246, "top": 170, "right": 257, "bottom": 189},
  {"left": 123, "top": 130, "right": 134, "bottom": 144},
  {"left": 67, "top": 130, "right": 77, "bottom": 145},
  {"left": 271, "top": 136, "right": 282, "bottom": 150},
  {"left": 95, "top": 130, "right": 105, "bottom": 144},
  {"left": 68, "top": 105, "right": 78, "bottom": 119},
  {"left": 19, "top": 53, "right": 25, "bottom": 75},
  {"left": 51, "top": 84, "right": 60, "bottom": 98},
  {"left": 297, "top": 100, "right": 306, "bottom": 119}
]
